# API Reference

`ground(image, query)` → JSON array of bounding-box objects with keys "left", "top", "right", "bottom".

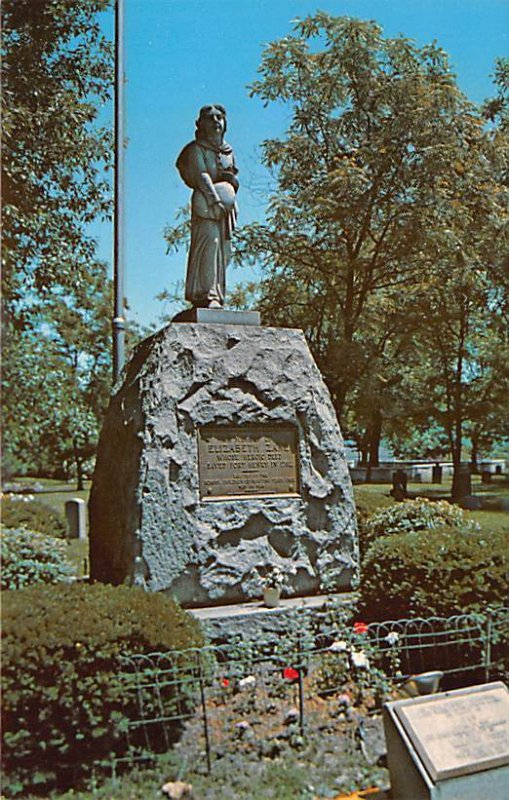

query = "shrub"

[
  {"left": 359, "top": 526, "right": 507, "bottom": 620},
  {"left": 353, "top": 487, "right": 395, "bottom": 556},
  {"left": 1, "top": 527, "right": 76, "bottom": 590},
  {"left": 1, "top": 494, "right": 67, "bottom": 538},
  {"left": 362, "top": 498, "right": 478, "bottom": 550},
  {"left": 2, "top": 583, "right": 205, "bottom": 795},
  {"left": 354, "top": 486, "right": 395, "bottom": 521}
]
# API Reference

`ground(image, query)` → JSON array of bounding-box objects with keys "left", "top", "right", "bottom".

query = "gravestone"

[
  {"left": 384, "top": 682, "right": 509, "bottom": 799},
  {"left": 65, "top": 498, "right": 87, "bottom": 540},
  {"left": 390, "top": 470, "right": 408, "bottom": 501},
  {"left": 89, "top": 320, "right": 358, "bottom": 606}
]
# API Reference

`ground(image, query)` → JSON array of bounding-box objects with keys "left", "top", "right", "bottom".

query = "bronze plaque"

[
  {"left": 394, "top": 682, "right": 509, "bottom": 781},
  {"left": 198, "top": 425, "right": 300, "bottom": 500}
]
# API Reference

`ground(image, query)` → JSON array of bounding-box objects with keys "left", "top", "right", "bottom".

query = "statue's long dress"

[{"left": 176, "top": 138, "right": 238, "bottom": 307}]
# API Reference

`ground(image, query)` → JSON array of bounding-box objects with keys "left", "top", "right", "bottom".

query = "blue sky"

[{"left": 94, "top": 0, "right": 508, "bottom": 328}]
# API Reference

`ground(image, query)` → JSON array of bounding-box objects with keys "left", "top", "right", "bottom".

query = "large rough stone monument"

[
  {"left": 89, "top": 105, "right": 358, "bottom": 606},
  {"left": 89, "top": 321, "right": 358, "bottom": 605}
]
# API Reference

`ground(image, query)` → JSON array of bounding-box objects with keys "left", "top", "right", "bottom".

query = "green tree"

[
  {"left": 2, "top": 262, "right": 112, "bottom": 486},
  {"left": 2, "top": 0, "right": 113, "bottom": 326},
  {"left": 1, "top": 0, "right": 114, "bottom": 481},
  {"left": 162, "top": 16, "right": 509, "bottom": 488},
  {"left": 413, "top": 254, "right": 508, "bottom": 498},
  {"left": 237, "top": 14, "right": 508, "bottom": 484},
  {"left": 483, "top": 57, "right": 508, "bottom": 133},
  {"left": 466, "top": 339, "right": 509, "bottom": 470},
  {"left": 238, "top": 14, "right": 480, "bottom": 420},
  {"left": 408, "top": 55, "right": 508, "bottom": 496}
]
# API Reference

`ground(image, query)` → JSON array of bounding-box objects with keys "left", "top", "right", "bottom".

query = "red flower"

[
  {"left": 220, "top": 677, "right": 230, "bottom": 687},
  {"left": 353, "top": 621, "right": 368, "bottom": 635},
  {"left": 283, "top": 667, "right": 300, "bottom": 682}
]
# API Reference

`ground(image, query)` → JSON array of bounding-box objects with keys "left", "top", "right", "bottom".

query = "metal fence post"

[
  {"left": 297, "top": 636, "right": 305, "bottom": 736},
  {"left": 484, "top": 610, "right": 493, "bottom": 683},
  {"left": 198, "top": 653, "right": 212, "bottom": 773},
  {"left": 298, "top": 669, "right": 305, "bottom": 737}
]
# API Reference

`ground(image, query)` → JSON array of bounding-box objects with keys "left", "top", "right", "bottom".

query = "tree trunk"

[
  {"left": 357, "top": 429, "right": 369, "bottom": 468},
  {"left": 450, "top": 420, "right": 467, "bottom": 501},
  {"left": 72, "top": 438, "right": 85, "bottom": 491},
  {"left": 76, "top": 459, "right": 85, "bottom": 491},
  {"left": 360, "top": 446, "right": 369, "bottom": 468},
  {"left": 451, "top": 300, "right": 468, "bottom": 503},
  {"left": 451, "top": 459, "right": 471, "bottom": 502},
  {"left": 368, "top": 409, "right": 382, "bottom": 468},
  {"left": 470, "top": 433, "right": 480, "bottom": 474},
  {"left": 333, "top": 382, "right": 349, "bottom": 427}
]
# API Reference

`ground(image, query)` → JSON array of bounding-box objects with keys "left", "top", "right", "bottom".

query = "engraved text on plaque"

[
  {"left": 198, "top": 425, "right": 300, "bottom": 500},
  {"left": 394, "top": 682, "right": 509, "bottom": 781}
]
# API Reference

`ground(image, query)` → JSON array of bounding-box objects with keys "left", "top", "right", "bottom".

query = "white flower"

[
  {"left": 238, "top": 675, "right": 256, "bottom": 691},
  {"left": 385, "top": 631, "right": 400, "bottom": 646},
  {"left": 329, "top": 640, "right": 348, "bottom": 653},
  {"left": 351, "top": 650, "right": 370, "bottom": 670},
  {"left": 262, "top": 566, "right": 285, "bottom": 588},
  {"left": 22, "top": 494, "right": 35, "bottom": 502}
]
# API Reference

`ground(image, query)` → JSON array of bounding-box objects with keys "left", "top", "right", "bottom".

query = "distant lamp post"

[{"left": 112, "top": 0, "right": 126, "bottom": 382}]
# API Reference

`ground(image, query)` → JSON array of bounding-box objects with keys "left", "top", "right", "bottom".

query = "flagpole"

[{"left": 112, "top": 0, "right": 126, "bottom": 382}]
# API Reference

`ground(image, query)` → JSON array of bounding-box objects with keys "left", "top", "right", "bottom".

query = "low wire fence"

[{"left": 115, "top": 606, "right": 508, "bottom": 773}]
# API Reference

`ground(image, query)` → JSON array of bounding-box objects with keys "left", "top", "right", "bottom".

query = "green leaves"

[
  {"left": 232, "top": 13, "right": 509, "bottom": 468},
  {"left": 1, "top": 527, "right": 76, "bottom": 590},
  {"left": 2, "top": 0, "right": 114, "bottom": 477},
  {"left": 2, "top": 267, "right": 112, "bottom": 482},
  {"left": 2, "top": 583, "right": 205, "bottom": 793},
  {"left": 2, "top": 495, "right": 67, "bottom": 537},
  {"left": 360, "top": 505, "right": 507, "bottom": 620}
]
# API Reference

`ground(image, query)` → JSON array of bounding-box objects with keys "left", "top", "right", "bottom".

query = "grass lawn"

[
  {"left": 10, "top": 476, "right": 91, "bottom": 511},
  {"left": 354, "top": 476, "right": 509, "bottom": 535},
  {"left": 11, "top": 474, "right": 509, "bottom": 539},
  {"left": 354, "top": 473, "right": 509, "bottom": 499},
  {"left": 67, "top": 538, "right": 90, "bottom": 577},
  {"left": 7, "top": 477, "right": 92, "bottom": 575},
  {"left": 8, "top": 474, "right": 508, "bottom": 575}
]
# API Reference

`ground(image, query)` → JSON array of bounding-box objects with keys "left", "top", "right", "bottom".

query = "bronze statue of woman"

[{"left": 176, "top": 105, "right": 239, "bottom": 308}]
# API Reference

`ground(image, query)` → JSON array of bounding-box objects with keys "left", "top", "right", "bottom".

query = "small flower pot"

[{"left": 263, "top": 586, "right": 281, "bottom": 608}]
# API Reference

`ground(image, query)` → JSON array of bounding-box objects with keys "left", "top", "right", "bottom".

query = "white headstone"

[{"left": 65, "top": 498, "right": 87, "bottom": 540}]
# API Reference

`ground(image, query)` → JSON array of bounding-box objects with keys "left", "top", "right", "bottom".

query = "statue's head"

[{"left": 195, "top": 104, "right": 227, "bottom": 141}]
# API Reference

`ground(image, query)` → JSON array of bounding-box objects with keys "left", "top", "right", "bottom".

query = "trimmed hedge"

[
  {"left": 359, "top": 526, "right": 507, "bottom": 620},
  {"left": 354, "top": 488, "right": 395, "bottom": 556},
  {"left": 2, "top": 584, "right": 205, "bottom": 795},
  {"left": 362, "top": 498, "right": 478, "bottom": 550},
  {"left": 1, "top": 527, "right": 76, "bottom": 590},
  {"left": 366, "top": 498, "right": 478, "bottom": 535},
  {"left": 1, "top": 495, "right": 67, "bottom": 538},
  {"left": 359, "top": 498, "right": 480, "bottom": 556}
]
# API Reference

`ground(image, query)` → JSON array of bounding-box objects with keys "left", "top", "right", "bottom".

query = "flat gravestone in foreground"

[
  {"left": 89, "top": 322, "right": 358, "bottom": 606},
  {"left": 384, "top": 682, "right": 509, "bottom": 800}
]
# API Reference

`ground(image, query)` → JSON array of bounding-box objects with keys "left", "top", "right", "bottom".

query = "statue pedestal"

[
  {"left": 172, "top": 307, "right": 261, "bottom": 326},
  {"left": 89, "top": 322, "right": 358, "bottom": 606}
]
